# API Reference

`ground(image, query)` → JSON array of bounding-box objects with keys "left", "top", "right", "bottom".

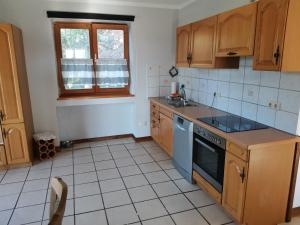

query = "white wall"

[
  {"left": 178, "top": 0, "right": 300, "bottom": 209},
  {"left": 0, "top": 0, "right": 177, "bottom": 142},
  {"left": 178, "top": 0, "right": 251, "bottom": 25}
]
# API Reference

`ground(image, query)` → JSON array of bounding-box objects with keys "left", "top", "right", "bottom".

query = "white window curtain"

[
  {"left": 61, "top": 58, "right": 94, "bottom": 90},
  {"left": 96, "top": 58, "right": 129, "bottom": 88}
]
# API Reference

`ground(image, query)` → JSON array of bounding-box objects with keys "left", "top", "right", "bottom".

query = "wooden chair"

[{"left": 48, "top": 177, "right": 68, "bottom": 225}]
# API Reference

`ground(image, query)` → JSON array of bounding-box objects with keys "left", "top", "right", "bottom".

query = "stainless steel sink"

[{"left": 166, "top": 99, "right": 197, "bottom": 108}]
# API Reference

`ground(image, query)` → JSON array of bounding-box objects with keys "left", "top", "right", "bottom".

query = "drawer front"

[
  {"left": 151, "top": 109, "right": 160, "bottom": 119},
  {"left": 227, "top": 142, "right": 248, "bottom": 161},
  {"left": 151, "top": 103, "right": 159, "bottom": 112},
  {"left": 159, "top": 107, "right": 173, "bottom": 119}
]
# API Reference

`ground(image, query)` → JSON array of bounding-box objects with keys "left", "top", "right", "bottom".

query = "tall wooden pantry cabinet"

[{"left": 0, "top": 24, "right": 34, "bottom": 169}]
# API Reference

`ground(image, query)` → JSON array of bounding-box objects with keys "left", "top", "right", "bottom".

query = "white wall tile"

[
  {"left": 280, "top": 72, "right": 300, "bottom": 91},
  {"left": 208, "top": 70, "right": 219, "bottom": 80},
  {"left": 198, "top": 69, "right": 209, "bottom": 79},
  {"left": 148, "top": 77, "right": 159, "bottom": 88},
  {"left": 159, "top": 76, "right": 172, "bottom": 87},
  {"left": 207, "top": 93, "right": 215, "bottom": 107},
  {"left": 190, "top": 90, "right": 199, "bottom": 102},
  {"left": 215, "top": 97, "right": 229, "bottom": 112},
  {"left": 218, "top": 81, "right": 229, "bottom": 97},
  {"left": 243, "top": 85, "right": 259, "bottom": 104},
  {"left": 260, "top": 71, "right": 280, "bottom": 88},
  {"left": 191, "top": 78, "right": 199, "bottom": 90},
  {"left": 199, "top": 79, "right": 208, "bottom": 92},
  {"left": 207, "top": 80, "right": 218, "bottom": 95},
  {"left": 278, "top": 90, "right": 300, "bottom": 114},
  {"left": 258, "top": 87, "right": 279, "bottom": 107},
  {"left": 159, "top": 65, "right": 171, "bottom": 76},
  {"left": 245, "top": 57, "right": 253, "bottom": 67},
  {"left": 230, "top": 68, "right": 244, "bottom": 83},
  {"left": 228, "top": 99, "right": 242, "bottom": 116},
  {"left": 275, "top": 111, "right": 298, "bottom": 134},
  {"left": 218, "top": 69, "right": 230, "bottom": 82},
  {"left": 244, "top": 67, "right": 260, "bottom": 85},
  {"left": 239, "top": 57, "right": 246, "bottom": 66},
  {"left": 181, "top": 76, "right": 192, "bottom": 89},
  {"left": 257, "top": 106, "right": 276, "bottom": 127},
  {"left": 147, "top": 65, "right": 159, "bottom": 77},
  {"left": 148, "top": 87, "right": 159, "bottom": 97},
  {"left": 242, "top": 102, "right": 257, "bottom": 121},
  {"left": 229, "top": 83, "right": 243, "bottom": 100},
  {"left": 159, "top": 87, "right": 170, "bottom": 97},
  {"left": 198, "top": 91, "right": 207, "bottom": 105}
]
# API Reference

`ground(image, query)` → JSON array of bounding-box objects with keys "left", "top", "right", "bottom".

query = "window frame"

[{"left": 53, "top": 22, "right": 130, "bottom": 98}]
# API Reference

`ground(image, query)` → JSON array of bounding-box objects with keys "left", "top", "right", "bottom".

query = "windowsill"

[{"left": 56, "top": 94, "right": 136, "bottom": 107}]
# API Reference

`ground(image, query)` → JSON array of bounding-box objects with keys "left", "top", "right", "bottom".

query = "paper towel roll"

[{"left": 171, "top": 82, "right": 177, "bottom": 95}]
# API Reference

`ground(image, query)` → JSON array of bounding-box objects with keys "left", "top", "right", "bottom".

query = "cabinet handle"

[
  {"left": 227, "top": 51, "right": 238, "bottom": 56},
  {"left": 236, "top": 166, "right": 246, "bottom": 183},
  {"left": 187, "top": 53, "right": 192, "bottom": 64},
  {"left": 274, "top": 46, "right": 280, "bottom": 65},
  {"left": 0, "top": 111, "right": 5, "bottom": 122},
  {"left": 3, "top": 128, "right": 13, "bottom": 139}
]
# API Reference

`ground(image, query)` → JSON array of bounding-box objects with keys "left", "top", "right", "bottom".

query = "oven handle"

[{"left": 194, "top": 138, "right": 216, "bottom": 153}]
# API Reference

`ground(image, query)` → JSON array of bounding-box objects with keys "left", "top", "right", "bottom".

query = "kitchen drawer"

[
  {"left": 151, "top": 117, "right": 160, "bottom": 126},
  {"left": 151, "top": 103, "right": 159, "bottom": 111},
  {"left": 159, "top": 107, "right": 173, "bottom": 119},
  {"left": 227, "top": 142, "right": 249, "bottom": 161},
  {"left": 151, "top": 109, "right": 160, "bottom": 119}
]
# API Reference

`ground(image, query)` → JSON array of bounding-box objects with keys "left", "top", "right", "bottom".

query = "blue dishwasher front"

[{"left": 172, "top": 114, "right": 193, "bottom": 183}]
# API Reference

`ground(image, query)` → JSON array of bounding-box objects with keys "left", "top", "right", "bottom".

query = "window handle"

[{"left": 94, "top": 54, "right": 97, "bottom": 63}]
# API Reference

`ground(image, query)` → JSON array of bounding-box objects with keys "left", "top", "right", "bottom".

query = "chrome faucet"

[{"left": 179, "top": 84, "right": 188, "bottom": 105}]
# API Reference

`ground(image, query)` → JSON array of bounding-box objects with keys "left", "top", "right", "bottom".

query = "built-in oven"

[{"left": 193, "top": 125, "right": 226, "bottom": 193}]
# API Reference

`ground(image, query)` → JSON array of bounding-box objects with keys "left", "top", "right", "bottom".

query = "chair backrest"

[{"left": 48, "top": 177, "right": 68, "bottom": 225}]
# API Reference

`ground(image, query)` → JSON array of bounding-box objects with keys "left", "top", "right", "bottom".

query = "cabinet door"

[
  {"left": 253, "top": 0, "right": 289, "bottom": 71},
  {"left": 222, "top": 152, "right": 248, "bottom": 223},
  {"left": 0, "top": 145, "right": 7, "bottom": 167},
  {"left": 151, "top": 118, "right": 160, "bottom": 144},
  {"left": 0, "top": 25, "right": 23, "bottom": 124},
  {"left": 159, "top": 113, "right": 173, "bottom": 156},
  {"left": 2, "top": 123, "right": 30, "bottom": 165},
  {"left": 176, "top": 25, "right": 191, "bottom": 67},
  {"left": 216, "top": 3, "right": 257, "bottom": 57},
  {"left": 190, "top": 16, "right": 217, "bottom": 68}
]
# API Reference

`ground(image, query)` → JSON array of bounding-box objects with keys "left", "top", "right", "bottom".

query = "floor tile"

[
  {"left": 76, "top": 210, "right": 107, "bottom": 225},
  {"left": 30, "top": 161, "right": 52, "bottom": 171},
  {"left": 161, "top": 194, "right": 194, "bottom": 214},
  {"left": 0, "top": 194, "right": 19, "bottom": 211},
  {"left": 73, "top": 155, "right": 93, "bottom": 164},
  {"left": 43, "top": 199, "right": 74, "bottom": 220},
  {"left": 172, "top": 209, "right": 209, "bottom": 225},
  {"left": 51, "top": 166, "right": 73, "bottom": 177},
  {"left": 100, "top": 178, "right": 125, "bottom": 193},
  {"left": 46, "top": 185, "right": 74, "bottom": 202},
  {"left": 42, "top": 216, "right": 75, "bottom": 225},
  {"left": 174, "top": 179, "right": 200, "bottom": 192},
  {"left": 27, "top": 169, "right": 51, "bottom": 180},
  {"left": 118, "top": 165, "right": 141, "bottom": 177},
  {"left": 152, "top": 181, "right": 181, "bottom": 197},
  {"left": 151, "top": 152, "right": 170, "bottom": 161},
  {"left": 17, "top": 189, "right": 47, "bottom": 208},
  {"left": 95, "top": 160, "right": 116, "bottom": 170},
  {"left": 53, "top": 158, "right": 73, "bottom": 168},
  {"left": 103, "top": 190, "right": 131, "bottom": 208},
  {"left": 10, "top": 204, "right": 44, "bottom": 225},
  {"left": 128, "top": 185, "right": 157, "bottom": 203},
  {"left": 23, "top": 178, "right": 49, "bottom": 192},
  {"left": 129, "top": 148, "right": 148, "bottom": 156},
  {"left": 140, "top": 141, "right": 158, "bottom": 148},
  {"left": 115, "top": 157, "right": 136, "bottom": 167},
  {"left": 144, "top": 171, "right": 170, "bottom": 184},
  {"left": 90, "top": 140, "right": 107, "bottom": 147},
  {"left": 75, "top": 194, "right": 104, "bottom": 214},
  {"left": 111, "top": 151, "right": 131, "bottom": 159},
  {"left": 74, "top": 163, "right": 95, "bottom": 174},
  {"left": 123, "top": 174, "right": 149, "bottom": 188},
  {"left": 138, "top": 162, "right": 162, "bottom": 173},
  {"left": 0, "top": 182, "right": 24, "bottom": 197},
  {"left": 2, "top": 172, "right": 27, "bottom": 184},
  {"left": 134, "top": 199, "right": 168, "bottom": 220},
  {"left": 106, "top": 204, "right": 139, "bottom": 225},
  {"left": 59, "top": 175, "right": 74, "bottom": 186},
  {"left": 0, "top": 210, "right": 13, "bottom": 225},
  {"left": 198, "top": 204, "right": 232, "bottom": 225},
  {"left": 93, "top": 152, "right": 112, "bottom": 162},
  {"left": 109, "top": 144, "right": 127, "bottom": 152},
  {"left": 145, "top": 146, "right": 162, "bottom": 155},
  {"left": 125, "top": 143, "right": 143, "bottom": 150},
  {"left": 165, "top": 168, "right": 183, "bottom": 180},
  {"left": 133, "top": 155, "right": 154, "bottom": 164},
  {"left": 97, "top": 168, "right": 120, "bottom": 181},
  {"left": 142, "top": 216, "right": 175, "bottom": 225},
  {"left": 185, "top": 190, "right": 215, "bottom": 208},
  {"left": 73, "top": 142, "right": 90, "bottom": 150},
  {"left": 91, "top": 146, "right": 109, "bottom": 154},
  {"left": 74, "top": 172, "right": 97, "bottom": 185},
  {"left": 75, "top": 182, "right": 100, "bottom": 198},
  {"left": 158, "top": 160, "right": 175, "bottom": 170},
  {"left": 73, "top": 148, "right": 92, "bottom": 158}
]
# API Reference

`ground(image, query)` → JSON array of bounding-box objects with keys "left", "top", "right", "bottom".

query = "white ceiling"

[{"left": 48, "top": 0, "right": 196, "bottom": 9}]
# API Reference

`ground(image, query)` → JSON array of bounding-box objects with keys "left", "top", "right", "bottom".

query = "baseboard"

[
  {"left": 292, "top": 207, "right": 300, "bottom": 217},
  {"left": 70, "top": 134, "right": 152, "bottom": 144},
  {"left": 133, "top": 136, "right": 153, "bottom": 142}
]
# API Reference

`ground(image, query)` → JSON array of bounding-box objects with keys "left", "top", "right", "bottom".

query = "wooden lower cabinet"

[
  {"left": 151, "top": 118, "right": 160, "bottom": 144},
  {"left": 159, "top": 113, "right": 173, "bottom": 156},
  {"left": 2, "top": 123, "right": 30, "bottom": 165},
  {"left": 222, "top": 152, "right": 248, "bottom": 223},
  {"left": 0, "top": 145, "right": 7, "bottom": 167}
]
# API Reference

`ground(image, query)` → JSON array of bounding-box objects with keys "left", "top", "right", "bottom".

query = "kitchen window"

[{"left": 54, "top": 22, "right": 130, "bottom": 98}]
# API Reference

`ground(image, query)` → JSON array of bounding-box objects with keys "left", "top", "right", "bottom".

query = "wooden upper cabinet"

[
  {"left": 282, "top": 0, "right": 300, "bottom": 72},
  {"left": 159, "top": 113, "right": 173, "bottom": 156},
  {"left": 216, "top": 3, "right": 257, "bottom": 57},
  {"left": 0, "top": 25, "right": 24, "bottom": 124},
  {"left": 2, "top": 123, "right": 30, "bottom": 165},
  {"left": 0, "top": 146, "right": 7, "bottom": 167},
  {"left": 253, "top": 0, "right": 289, "bottom": 71},
  {"left": 190, "top": 16, "right": 217, "bottom": 67},
  {"left": 222, "top": 152, "right": 248, "bottom": 223},
  {"left": 176, "top": 24, "right": 191, "bottom": 67}
]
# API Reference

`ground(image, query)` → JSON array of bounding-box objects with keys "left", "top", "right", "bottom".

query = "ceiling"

[{"left": 48, "top": 0, "right": 196, "bottom": 9}]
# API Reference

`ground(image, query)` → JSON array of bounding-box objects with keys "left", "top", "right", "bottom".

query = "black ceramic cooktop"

[{"left": 197, "top": 114, "right": 269, "bottom": 133}]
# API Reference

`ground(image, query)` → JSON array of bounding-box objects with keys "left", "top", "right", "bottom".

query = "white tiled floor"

[{"left": 0, "top": 137, "right": 237, "bottom": 225}]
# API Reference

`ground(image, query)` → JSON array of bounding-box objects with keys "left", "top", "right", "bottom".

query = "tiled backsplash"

[{"left": 177, "top": 57, "right": 300, "bottom": 135}]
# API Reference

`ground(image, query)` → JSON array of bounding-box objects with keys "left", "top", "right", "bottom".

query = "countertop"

[{"left": 150, "top": 97, "right": 299, "bottom": 150}]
